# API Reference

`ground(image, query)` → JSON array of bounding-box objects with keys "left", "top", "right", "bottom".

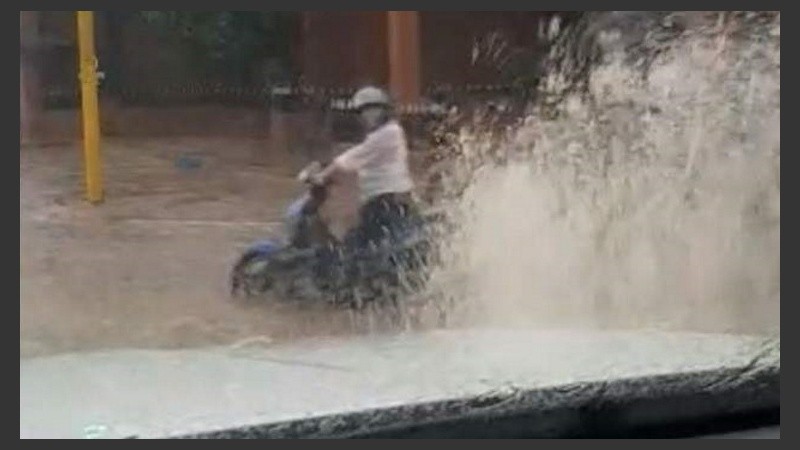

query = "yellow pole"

[{"left": 77, "top": 11, "right": 103, "bottom": 203}]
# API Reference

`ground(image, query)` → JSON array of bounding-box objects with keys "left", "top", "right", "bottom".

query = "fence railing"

[{"left": 43, "top": 81, "right": 536, "bottom": 112}]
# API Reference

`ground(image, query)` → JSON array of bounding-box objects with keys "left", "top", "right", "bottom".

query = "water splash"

[{"left": 431, "top": 12, "right": 779, "bottom": 334}]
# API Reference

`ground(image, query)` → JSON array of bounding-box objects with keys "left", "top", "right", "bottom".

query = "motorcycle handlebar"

[{"left": 297, "top": 161, "right": 323, "bottom": 184}]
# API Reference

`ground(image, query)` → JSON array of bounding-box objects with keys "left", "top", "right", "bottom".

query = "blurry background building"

[{"left": 20, "top": 11, "right": 570, "bottom": 145}]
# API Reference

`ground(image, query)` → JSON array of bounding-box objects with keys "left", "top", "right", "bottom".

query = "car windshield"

[{"left": 20, "top": 11, "right": 779, "bottom": 439}]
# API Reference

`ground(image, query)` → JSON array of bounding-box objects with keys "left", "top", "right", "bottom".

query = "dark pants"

[
  {"left": 345, "top": 192, "right": 417, "bottom": 287},
  {"left": 315, "top": 192, "right": 417, "bottom": 290},
  {"left": 349, "top": 192, "right": 416, "bottom": 249}
]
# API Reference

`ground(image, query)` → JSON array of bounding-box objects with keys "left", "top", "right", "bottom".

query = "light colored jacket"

[{"left": 333, "top": 120, "right": 414, "bottom": 203}]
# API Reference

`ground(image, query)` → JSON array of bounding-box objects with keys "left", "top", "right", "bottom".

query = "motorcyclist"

[{"left": 313, "top": 86, "right": 417, "bottom": 251}]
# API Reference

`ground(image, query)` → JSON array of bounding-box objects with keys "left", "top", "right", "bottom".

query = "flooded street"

[
  {"left": 20, "top": 11, "right": 780, "bottom": 440},
  {"left": 20, "top": 11, "right": 779, "bottom": 360},
  {"left": 20, "top": 138, "right": 375, "bottom": 358}
]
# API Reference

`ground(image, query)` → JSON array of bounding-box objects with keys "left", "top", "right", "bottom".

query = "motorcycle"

[{"left": 230, "top": 161, "right": 446, "bottom": 312}]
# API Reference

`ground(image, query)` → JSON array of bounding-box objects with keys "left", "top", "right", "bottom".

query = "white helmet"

[{"left": 351, "top": 86, "right": 392, "bottom": 110}]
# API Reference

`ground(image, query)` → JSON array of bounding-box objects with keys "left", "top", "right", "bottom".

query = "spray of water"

[{"left": 430, "top": 12, "right": 779, "bottom": 335}]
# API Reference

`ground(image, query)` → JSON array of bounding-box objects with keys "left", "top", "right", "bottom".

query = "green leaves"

[{"left": 136, "top": 11, "right": 294, "bottom": 83}]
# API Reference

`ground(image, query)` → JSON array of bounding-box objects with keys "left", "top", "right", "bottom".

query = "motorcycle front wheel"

[{"left": 230, "top": 250, "right": 275, "bottom": 298}]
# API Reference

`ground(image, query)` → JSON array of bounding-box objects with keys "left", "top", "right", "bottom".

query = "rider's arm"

[
  {"left": 333, "top": 133, "right": 380, "bottom": 172},
  {"left": 318, "top": 127, "right": 387, "bottom": 182},
  {"left": 319, "top": 123, "right": 404, "bottom": 184},
  {"left": 314, "top": 150, "right": 361, "bottom": 185}
]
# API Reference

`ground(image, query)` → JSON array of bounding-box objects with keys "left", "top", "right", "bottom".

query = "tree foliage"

[{"left": 137, "top": 11, "right": 296, "bottom": 84}]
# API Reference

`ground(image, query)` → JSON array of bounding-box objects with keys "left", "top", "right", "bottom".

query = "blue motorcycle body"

[{"left": 230, "top": 185, "right": 439, "bottom": 307}]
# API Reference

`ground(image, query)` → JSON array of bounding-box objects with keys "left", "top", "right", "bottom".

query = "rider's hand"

[
  {"left": 308, "top": 172, "right": 326, "bottom": 186},
  {"left": 298, "top": 161, "right": 324, "bottom": 184}
]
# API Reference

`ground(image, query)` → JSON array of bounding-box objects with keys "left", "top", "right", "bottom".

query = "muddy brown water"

[{"left": 20, "top": 138, "right": 436, "bottom": 359}]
